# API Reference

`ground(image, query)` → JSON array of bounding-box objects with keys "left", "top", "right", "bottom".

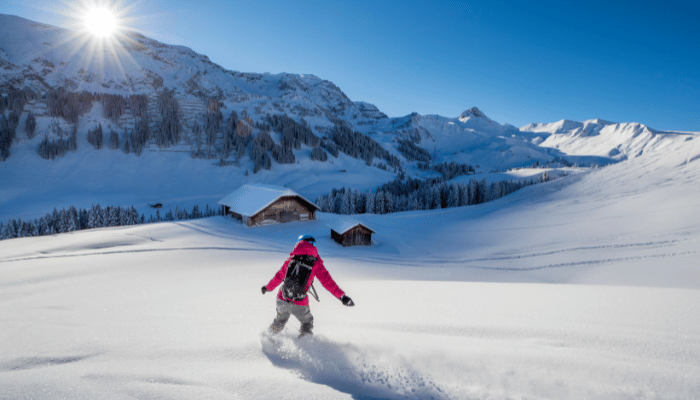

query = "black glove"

[
  {"left": 340, "top": 295, "right": 355, "bottom": 307},
  {"left": 261, "top": 286, "right": 268, "bottom": 295}
]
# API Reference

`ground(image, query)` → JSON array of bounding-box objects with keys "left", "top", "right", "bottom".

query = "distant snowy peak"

[
  {"left": 520, "top": 118, "right": 690, "bottom": 161},
  {"left": 521, "top": 119, "right": 658, "bottom": 139},
  {"left": 457, "top": 107, "right": 504, "bottom": 130},
  {"left": 383, "top": 107, "right": 512, "bottom": 143},
  {"left": 522, "top": 119, "right": 617, "bottom": 136},
  {"left": 459, "top": 107, "right": 487, "bottom": 120}
]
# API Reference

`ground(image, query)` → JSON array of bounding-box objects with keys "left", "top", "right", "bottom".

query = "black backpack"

[{"left": 282, "top": 254, "right": 317, "bottom": 301}]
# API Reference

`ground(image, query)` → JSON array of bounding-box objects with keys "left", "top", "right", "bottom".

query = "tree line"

[
  {"left": 397, "top": 138, "right": 432, "bottom": 163},
  {"left": 0, "top": 204, "right": 221, "bottom": 241},
  {"left": 46, "top": 89, "right": 149, "bottom": 126},
  {"left": 1, "top": 87, "right": 38, "bottom": 160},
  {"left": 418, "top": 161, "right": 476, "bottom": 180},
  {"left": 316, "top": 175, "right": 542, "bottom": 215},
  {"left": 0, "top": 113, "right": 19, "bottom": 161},
  {"left": 4, "top": 86, "right": 407, "bottom": 174},
  {"left": 323, "top": 118, "right": 401, "bottom": 169},
  {"left": 37, "top": 127, "right": 78, "bottom": 159}
]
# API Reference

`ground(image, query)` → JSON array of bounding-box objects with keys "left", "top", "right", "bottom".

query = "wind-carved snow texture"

[
  {"left": 261, "top": 331, "right": 449, "bottom": 400},
  {"left": 0, "top": 354, "right": 98, "bottom": 372}
]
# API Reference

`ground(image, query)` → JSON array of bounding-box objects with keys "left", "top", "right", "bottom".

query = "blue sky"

[{"left": 2, "top": 0, "right": 698, "bottom": 131}]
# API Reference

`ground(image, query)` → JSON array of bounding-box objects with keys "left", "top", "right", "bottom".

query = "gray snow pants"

[{"left": 270, "top": 299, "right": 314, "bottom": 335}]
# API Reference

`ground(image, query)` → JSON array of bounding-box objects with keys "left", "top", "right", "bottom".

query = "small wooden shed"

[
  {"left": 331, "top": 221, "right": 375, "bottom": 246},
  {"left": 218, "top": 184, "right": 319, "bottom": 227}
]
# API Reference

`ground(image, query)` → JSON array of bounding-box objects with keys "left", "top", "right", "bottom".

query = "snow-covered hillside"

[
  {"left": 2, "top": 120, "right": 699, "bottom": 399},
  {"left": 520, "top": 119, "right": 694, "bottom": 163},
  {"left": 3, "top": 13, "right": 693, "bottom": 181},
  {"left": 3, "top": 12, "right": 699, "bottom": 240},
  {"left": 2, "top": 13, "right": 700, "bottom": 398}
]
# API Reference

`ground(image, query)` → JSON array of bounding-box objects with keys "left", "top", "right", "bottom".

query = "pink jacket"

[{"left": 265, "top": 240, "right": 345, "bottom": 306}]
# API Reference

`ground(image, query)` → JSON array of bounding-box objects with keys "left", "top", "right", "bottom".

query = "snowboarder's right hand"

[
  {"left": 341, "top": 295, "right": 355, "bottom": 306},
  {"left": 261, "top": 286, "right": 268, "bottom": 295}
]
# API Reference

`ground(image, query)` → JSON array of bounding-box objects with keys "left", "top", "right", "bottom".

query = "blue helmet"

[{"left": 298, "top": 234, "right": 316, "bottom": 244}]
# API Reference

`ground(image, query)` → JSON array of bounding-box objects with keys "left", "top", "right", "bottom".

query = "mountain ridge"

[
  {"left": 2, "top": 13, "right": 694, "bottom": 168},
  {"left": 1, "top": 13, "right": 697, "bottom": 216}
]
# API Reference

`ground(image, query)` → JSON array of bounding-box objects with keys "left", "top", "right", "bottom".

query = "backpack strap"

[{"left": 308, "top": 283, "right": 320, "bottom": 302}]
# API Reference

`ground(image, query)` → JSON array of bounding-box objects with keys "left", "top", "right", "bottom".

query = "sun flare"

[{"left": 83, "top": 6, "right": 119, "bottom": 38}]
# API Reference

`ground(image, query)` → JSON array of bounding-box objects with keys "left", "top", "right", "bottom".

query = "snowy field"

[{"left": 2, "top": 136, "right": 700, "bottom": 399}]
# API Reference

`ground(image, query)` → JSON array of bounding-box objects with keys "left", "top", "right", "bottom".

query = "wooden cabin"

[
  {"left": 331, "top": 222, "right": 375, "bottom": 246},
  {"left": 218, "top": 184, "right": 319, "bottom": 227}
]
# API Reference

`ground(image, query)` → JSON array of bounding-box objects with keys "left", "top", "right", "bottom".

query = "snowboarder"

[{"left": 262, "top": 234, "right": 354, "bottom": 338}]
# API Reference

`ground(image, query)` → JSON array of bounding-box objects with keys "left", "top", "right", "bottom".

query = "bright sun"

[{"left": 83, "top": 6, "right": 119, "bottom": 38}]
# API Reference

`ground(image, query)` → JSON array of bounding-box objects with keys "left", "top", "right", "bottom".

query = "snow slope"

[
  {"left": 521, "top": 119, "right": 686, "bottom": 162},
  {"left": 2, "top": 123, "right": 699, "bottom": 399}
]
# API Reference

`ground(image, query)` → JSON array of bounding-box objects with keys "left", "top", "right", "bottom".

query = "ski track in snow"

[
  {"left": 345, "top": 238, "right": 699, "bottom": 270},
  {"left": 455, "top": 238, "right": 696, "bottom": 262},
  {"left": 458, "top": 250, "right": 700, "bottom": 272},
  {"left": 0, "top": 246, "right": 287, "bottom": 264},
  {"left": 3, "top": 237, "right": 696, "bottom": 280},
  {"left": 260, "top": 331, "right": 450, "bottom": 400}
]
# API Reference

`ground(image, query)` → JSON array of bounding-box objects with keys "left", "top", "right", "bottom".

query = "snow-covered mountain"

[
  {"left": 521, "top": 119, "right": 686, "bottom": 161},
  {"left": 1, "top": 13, "right": 697, "bottom": 223},
  {"left": 2, "top": 14, "right": 700, "bottom": 398},
  {"left": 2, "top": 13, "right": 689, "bottom": 166},
  {"left": 0, "top": 14, "right": 383, "bottom": 124}
]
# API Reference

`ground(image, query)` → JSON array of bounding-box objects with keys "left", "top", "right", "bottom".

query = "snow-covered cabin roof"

[
  {"left": 331, "top": 221, "right": 376, "bottom": 235},
  {"left": 218, "top": 184, "right": 318, "bottom": 217}
]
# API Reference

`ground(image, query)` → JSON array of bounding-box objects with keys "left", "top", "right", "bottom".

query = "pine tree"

[
  {"left": 67, "top": 206, "right": 79, "bottom": 232},
  {"left": 95, "top": 204, "right": 105, "bottom": 228},
  {"left": 375, "top": 191, "right": 386, "bottom": 214},
  {"left": 25, "top": 111, "right": 37, "bottom": 139},
  {"left": 96, "top": 124, "right": 103, "bottom": 149},
  {"left": 384, "top": 192, "right": 394, "bottom": 214},
  {"left": 156, "top": 88, "right": 182, "bottom": 148},
  {"left": 88, "top": 205, "right": 98, "bottom": 229},
  {"left": 39, "top": 217, "right": 49, "bottom": 236},
  {"left": 69, "top": 126, "right": 78, "bottom": 151},
  {"left": 468, "top": 179, "right": 478, "bottom": 205},
  {"left": 129, "top": 206, "right": 139, "bottom": 225},
  {"left": 221, "top": 110, "right": 238, "bottom": 159},
  {"left": 55, "top": 209, "right": 67, "bottom": 233},
  {"left": 108, "top": 207, "right": 119, "bottom": 227},
  {"left": 123, "top": 129, "right": 130, "bottom": 154},
  {"left": 447, "top": 185, "right": 459, "bottom": 208},
  {"left": 310, "top": 147, "right": 328, "bottom": 162},
  {"left": 366, "top": 191, "right": 376, "bottom": 214},
  {"left": 477, "top": 179, "right": 489, "bottom": 204},
  {"left": 341, "top": 190, "right": 352, "bottom": 215},
  {"left": 205, "top": 99, "right": 223, "bottom": 152},
  {"left": 109, "top": 129, "right": 119, "bottom": 150},
  {"left": 131, "top": 118, "right": 149, "bottom": 156},
  {"left": 0, "top": 114, "right": 16, "bottom": 160},
  {"left": 88, "top": 125, "right": 104, "bottom": 149}
]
